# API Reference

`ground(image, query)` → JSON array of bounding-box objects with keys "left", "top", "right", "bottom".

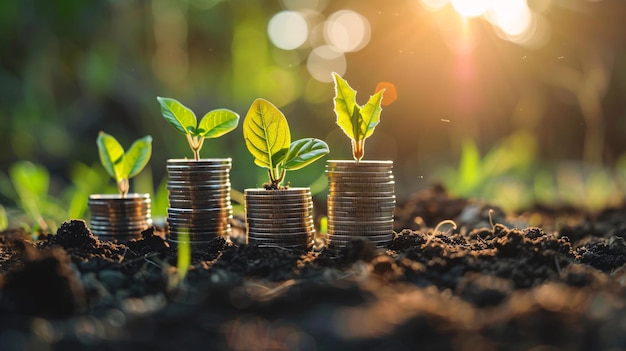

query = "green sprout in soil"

[
  {"left": 157, "top": 96, "right": 240, "bottom": 160},
  {"left": 332, "top": 72, "right": 385, "bottom": 162},
  {"left": 97, "top": 132, "right": 152, "bottom": 197},
  {"left": 243, "top": 98, "right": 330, "bottom": 189}
]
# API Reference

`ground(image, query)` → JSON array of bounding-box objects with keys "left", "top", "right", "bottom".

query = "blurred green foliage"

[{"left": 439, "top": 133, "right": 625, "bottom": 213}]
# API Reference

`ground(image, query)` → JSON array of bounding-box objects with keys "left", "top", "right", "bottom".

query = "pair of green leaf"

[
  {"left": 243, "top": 98, "right": 330, "bottom": 187},
  {"left": 157, "top": 97, "right": 240, "bottom": 160},
  {"left": 332, "top": 72, "right": 385, "bottom": 161},
  {"left": 97, "top": 132, "right": 152, "bottom": 196}
]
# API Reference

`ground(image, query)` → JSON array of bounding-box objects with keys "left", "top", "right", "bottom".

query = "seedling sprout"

[
  {"left": 332, "top": 72, "right": 385, "bottom": 162},
  {"left": 97, "top": 132, "right": 152, "bottom": 197},
  {"left": 157, "top": 96, "right": 240, "bottom": 160},
  {"left": 243, "top": 98, "right": 330, "bottom": 189}
]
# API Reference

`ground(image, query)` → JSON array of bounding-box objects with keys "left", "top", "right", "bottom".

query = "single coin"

[
  {"left": 167, "top": 217, "right": 231, "bottom": 225},
  {"left": 244, "top": 187, "right": 310, "bottom": 195},
  {"left": 244, "top": 200, "right": 312, "bottom": 208},
  {"left": 167, "top": 169, "right": 231, "bottom": 175},
  {"left": 328, "top": 228, "right": 392, "bottom": 236},
  {"left": 246, "top": 231, "right": 312, "bottom": 239},
  {"left": 329, "top": 181, "right": 395, "bottom": 189},
  {"left": 167, "top": 158, "right": 231, "bottom": 166},
  {"left": 167, "top": 206, "right": 233, "bottom": 213},
  {"left": 88, "top": 219, "right": 152, "bottom": 227},
  {"left": 244, "top": 212, "right": 313, "bottom": 220},
  {"left": 327, "top": 224, "right": 393, "bottom": 233},
  {"left": 89, "top": 193, "right": 151, "bottom": 200},
  {"left": 245, "top": 206, "right": 312, "bottom": 213},
  {"left": 326, "top": 171, "right": 393, "bottom": 179},
  {"left": 248, "top": 226, "right": 314, "bottom": 235},
  {"left": 246, "top": 215, "right": 313, "bottom": 224},
  {"left": 326, "top": 160, "right": 393, "bottom": 166},
  {"left": 167, "top": 182, "right": 231, "bottom": 189},
  {"left": 245, "top": 204, "right": 313, "bottom": 210},
  {"left": 327, "top": 233, "right": 393, "bottom": 242}
]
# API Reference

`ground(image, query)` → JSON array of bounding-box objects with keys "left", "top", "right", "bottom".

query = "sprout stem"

[
  {"left": 118, "top": 178, "right": 129, "bottom": 198},
  {"left": 433, "top": 219, "right": 457, "bottom": 235}
]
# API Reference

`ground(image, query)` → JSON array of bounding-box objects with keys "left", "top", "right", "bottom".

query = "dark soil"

[{"left": 2, "top": 185, "right": 626, "bottom": 350}]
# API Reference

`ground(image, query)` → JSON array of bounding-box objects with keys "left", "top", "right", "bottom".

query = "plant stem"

[
  {"left": 118, "top": 178, "right": 129, "bottom": 198},
  {"left": 186, "top": 134, "right": 204, "bottom": 161},
  {"left": 352, "top": 139, "right": 364, "bottom": 162}
]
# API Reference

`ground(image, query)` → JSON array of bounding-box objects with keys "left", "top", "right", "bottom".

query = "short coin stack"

[
  {"left": 245, "top": 187, "right": 315, "bottom": 249},
  {"left": 325, "top": 160, "right": 395, "bottom": 255},
  {"left": 166, "top": 158, "right": 232, "bottom": 242},
  {"left": 88, "top": 193, "right": 152, "bottom": 241}
]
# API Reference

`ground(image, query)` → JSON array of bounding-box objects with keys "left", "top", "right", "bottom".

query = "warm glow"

[
  {"left": 450, "top": 0, "right": 491, "bottom": 18},
  {"left": 420, "top": 0, "right": 544, "bottom": 47},
  {"left": 485, "top": 0, "right": 532, "bottom": 36}
]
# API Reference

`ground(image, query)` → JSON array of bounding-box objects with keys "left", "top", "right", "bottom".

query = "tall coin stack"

[
  {"left": 88, "top": 193, "right": 152, "bottom": 241},
  {"left": 166, "top": 158, "right": 232, "bottom": 243},
  {"left": 245, "top": 187, "right": 315, "bottom": 249},
  {"left": 325, "top": 160, "right": 395, "bottom": 255}
]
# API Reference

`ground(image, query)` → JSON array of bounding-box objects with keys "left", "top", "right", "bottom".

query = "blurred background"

[{"left": 1, "top": 0, "right": 626, "bottom": 230}]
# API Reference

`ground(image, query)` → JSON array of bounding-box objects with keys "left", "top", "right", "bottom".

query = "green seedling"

[
  {"left": 177, "top": 231, "right": 191, "bottom": 282},
  {"left": 0, "top": 204, "right": 7, "bottom": 232},
  {"left": 243, "top": 98, "right": 330, "bottom": 189},
  {"left": 332, "top": 72, "right": 385, "bottom": 162},
  {"left": 97, "top": 132, "right": 152, "bottom": 197},
  {"left": 157, "top": 96, "right": 240, "bottom": 160}
]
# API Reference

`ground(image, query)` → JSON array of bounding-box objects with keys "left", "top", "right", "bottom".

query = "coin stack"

[
  {"left": 245, "top": 187, "right": 315, "bottom": 249},
  {"left": 166, "top": 158, "right": 232, "bottom": 243},
  {"left": 88, "top": 193, "right": 152, "bottom": 241},
  {"left": 325, "top": 160, "right": 395, "bottom": 255}
]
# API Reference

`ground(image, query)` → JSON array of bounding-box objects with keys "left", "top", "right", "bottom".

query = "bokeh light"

[
  {"left": 281, "top": 0, "right": 327, "bottom": 12},
  {"left": 420, "top": 0, "right": 449, "bottom": 12},
  {"left": 419, "top": 0, "right": 548, "bottom": 47},
  {"left": 306, "top": 45, "right": 346, "bottom": 82},
  {"left": 267, "top": 11, "right": 308, "bottom": 50},
  {"left": 324, "top": 10, "right": 371, "bottom": 53},
  {"left": 376, "top": 82, "right": 398, "bottom": 106},
  {"left": 450, "top": 0, "right": 491, "bottom": 18},
  {"left": 485, "top": 0, "right": 531, "bottom": 36}
]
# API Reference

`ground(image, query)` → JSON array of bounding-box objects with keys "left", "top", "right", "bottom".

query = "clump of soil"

[{"left": 1, "top": 187, "right": 626, "bottom": 350}]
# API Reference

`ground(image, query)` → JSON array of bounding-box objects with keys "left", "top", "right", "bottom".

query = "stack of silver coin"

[
  {"left": 166, "top": 159, "right": 232, "bottom": 242},
  {"left": 88, "top": 193, "right": 152, "bottom": 241},
  {"left": 245, "top": 187, "right": 315, "bottom": 249},
  {"left": 325, "top": 160, "right": 395, "bottom": 254}
]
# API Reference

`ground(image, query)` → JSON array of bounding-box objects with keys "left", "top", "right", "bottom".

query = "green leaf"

[
  {"left": 125, "top": 135, "right": 153, "bottom": 179},
  {"left": 282, "top": 138, "right": 330, "bottom": 171},
  {"left": 97, "top": 131, "right": 125, "bottom": 181},
  {"left": 359, "top": 89, "right": 384, "bottom": 139},
  {"left": 157, "top": 96, "right": 197, "bottom": 135},
  {"left": 271, "top": 147, "right": 289, "bottom": 167},
  {"left": 243, "top": 98, "right": 291, "bottom": 169},
  {"left": 198, "top": 109, "right": 240, "bottom": 138},
  {"left": 332, "top": 72, "right": 357, "bottom": 140}
]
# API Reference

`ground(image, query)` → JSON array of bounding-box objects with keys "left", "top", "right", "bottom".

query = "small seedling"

[
  {"left": 332, "top": 72, "right": 385, "bottom": 161},
  {"left": 157, "top": 96, "right": 240, "bottom": 160},
  {"left": 97, "top": 132, "right": 152, "bottom": 197},
  {"left": 243, "top": 98, "right": 330, "bottom": 189}
]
